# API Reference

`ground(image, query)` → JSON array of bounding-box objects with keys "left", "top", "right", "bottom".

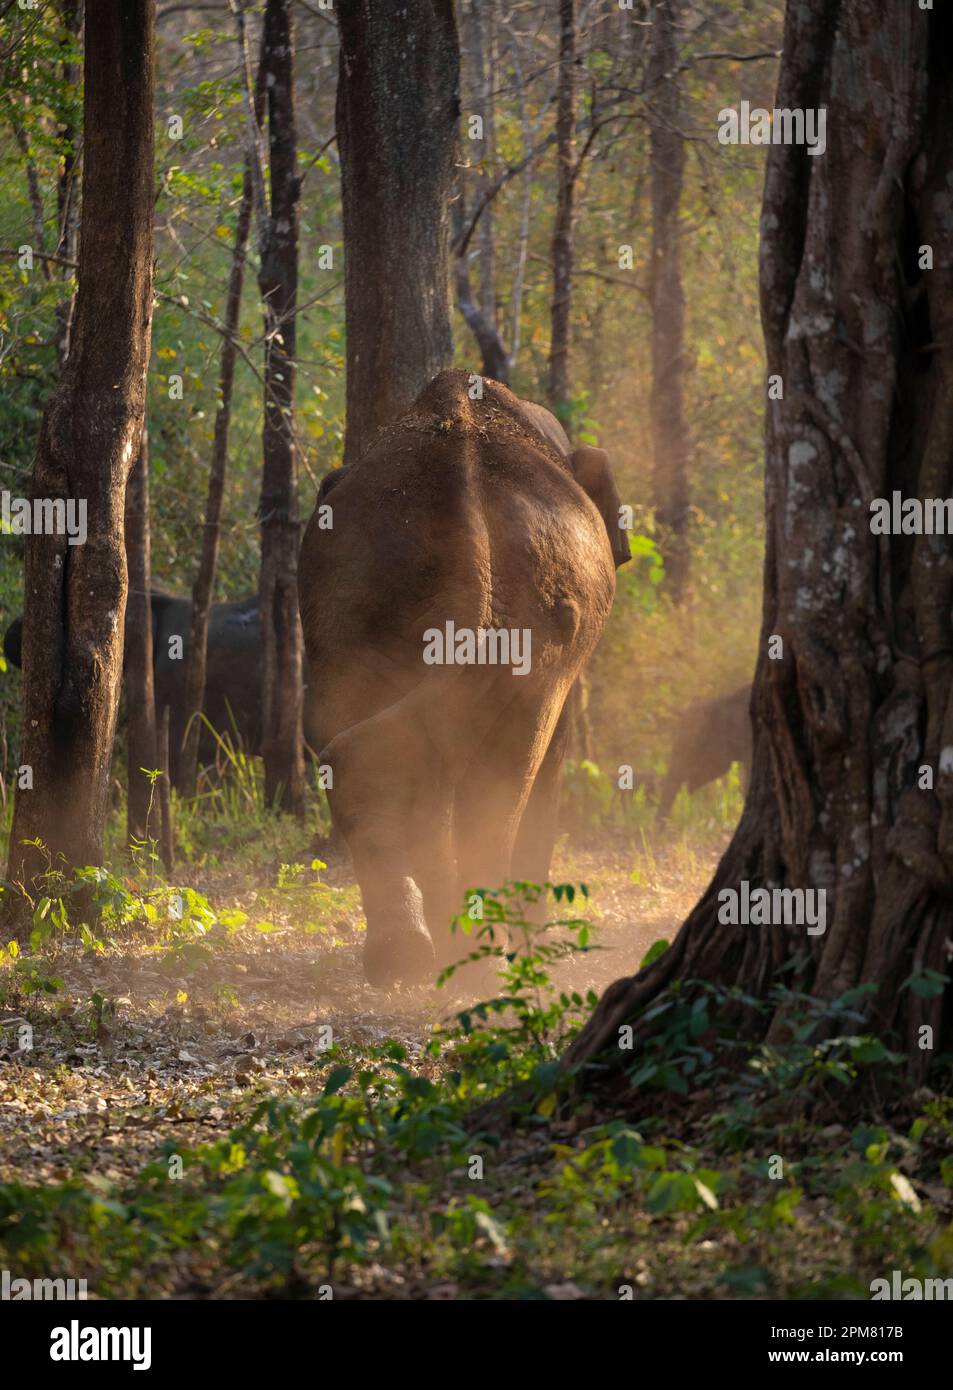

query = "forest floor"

[
  {"left": 0, "top": 825, "right": 710, "bottom": 1191},
  {"left": 1, "top": 805, "right": 950, "bottom": 1300}
]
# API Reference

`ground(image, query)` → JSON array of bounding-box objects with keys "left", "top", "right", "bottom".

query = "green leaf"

[
  {"left": 639, "top": 938, "right": 669, "bottom": 971},
  {"left": 323, "top": 1065, "right": 353, "bottom": 1095},
  {"left": 609, "top": 1130, "right": 644, "bottom": 1170},
  {"left": 900, "top": 968, "right": 949, "bottom": 998}
]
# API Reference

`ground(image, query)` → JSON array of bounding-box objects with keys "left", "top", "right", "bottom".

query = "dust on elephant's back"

[{"left": 298, "top": 369, "right": 626, "bottom": 989}]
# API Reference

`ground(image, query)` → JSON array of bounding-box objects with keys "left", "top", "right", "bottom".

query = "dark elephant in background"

[
  {"left": 4, "top": 591, "right": 263, "bottom": 789},
  {"left": 148, "top": 591, "right": 262, "bottom": 786},
  {"left": 299, "top": 368, "right": 630, "bottom": 989},
  {"left": 656, "top": 683, "right": 752, "bottom": 822}
]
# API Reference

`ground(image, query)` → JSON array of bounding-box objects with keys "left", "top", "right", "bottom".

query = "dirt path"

[{"left": 0, "top": 828, "right": 729, "bottom": 1186}]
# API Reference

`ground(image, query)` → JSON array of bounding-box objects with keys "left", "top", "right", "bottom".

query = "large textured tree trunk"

[
  {"left": 337, "top": 0, "right": 459, "bottom": 463},
  {"left": 547, "top": 0, "right": 576, "bottom": 420},
  {"left": 255, "top": 0, "right": 304, "bottom": 814},
  {"left": 569, "top": 0, "right": 953, "bottom": 1075},
  {"left": 124, "top": 429, "right": 158, "bottom": 846},
  {"left": 6, "top": 1, "right": 154, "bottom": 900},
  {"left": 648, "top": 0, "right": 691, "bottom": 603}
]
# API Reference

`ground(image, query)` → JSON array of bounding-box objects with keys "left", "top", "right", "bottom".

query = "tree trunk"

[
  {"left": 453, "top": 194, "right": 510, "bottom": 384},
  {"left": 468, "top": 0, "right": 497, "bottom": 332},
  {"left": 11, "top": 121, "right": 50, "bottom": 280},
  {"left": 6, "top": 1, "right": 154, "bottom": 901},
  {"left": 124, "top": 429, "right": 158, "bottom": 846},
  {"left": 179, "top": 148, "right": 257, "bottom": 797},
  {"left": 157, "top": 704, "right": 174, "bottom": 873},
  {"left": 455, "top": 1, "right": 508, "bottom": 383},
  {"left": 568, "top": 676, "right": 596, "bottom": 764},
  {"left": 337, "top": 0, "right": 459, "bottom": 463},
  {"left": 648, "top": 0, "right": 691, "bottom": 603},
  {"left": 569, "top": 0, "right": 953, "bottom": 1076},
  {"left": 55, "top": 0, "right": 83, "bottom": 371},
  {"left": 507, "top": 27, "right": 537, "bottom": 374},
  {"left": 256, "top": 0, "right": 305, "bottom": 814},
  {"left": 547, "top": 0, "right": 576, "bottom": 422}
]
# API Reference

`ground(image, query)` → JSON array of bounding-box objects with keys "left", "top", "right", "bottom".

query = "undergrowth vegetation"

[{"left": 1, "top": 853, "right": 950, "bottom": 1300}]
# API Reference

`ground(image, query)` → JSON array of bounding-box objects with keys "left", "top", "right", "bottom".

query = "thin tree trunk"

[
  {"left": 179, "top": 142, "right": 258, "bottom": 797},
  {"left": 469, "top": 0, "right": 497, "bottom": 327},
  {"left": 507, "top": 28, "right": 536, "bottom": 374},
  {"left": 568, "top": 0, "right": 953, "bottom": 1075},
  {"left": 456, "top": 0, "right": 508, "bottom": 382},
  {"left": 55, "top": 0, "right": 83, "bottom": 371},
  {"left": 453, "top": 193, "right": 510, "bottom": 383},
  {"left": 568, "top": 676, "right": 596, "bottom": 764},
  {"left": 158, "top": 704, "right": 174, "bottom": 873},
  {"left": 648, "top": 0, "right": 691, "bottom": 602},
  {"left": 548, "top": 0, "right": 576, "bottom": 421},
  {"left": 256, "top": 0, "right": 304, "bottom": 813},
  {"left": 6, "top": 1, "right": 154, "bottom": 903},
  {"left": 336, "top": 0, "right": 459, "bottom": 463},
  {"left": 124, "top": 428, "right": 158, "bottom": 845},
  {"left": 11, "top": 121, "right": 50, "bottom": 280}
]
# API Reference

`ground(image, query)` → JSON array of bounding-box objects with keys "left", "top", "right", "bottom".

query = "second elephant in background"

[{"left": 656, "top": 683, "right": 752, "bottom": 822}]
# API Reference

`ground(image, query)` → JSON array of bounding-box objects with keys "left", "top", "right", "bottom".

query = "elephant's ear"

[
  {"left": 570, "top": 445, "right": 630, "bottom": 568},
  {"left": 317, "top": 465, "right": 348, "bottom": 502}
]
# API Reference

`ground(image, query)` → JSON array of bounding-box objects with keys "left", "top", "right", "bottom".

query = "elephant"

[
  {"left": 149, "top": 591, "right": 262, "bottom": 786},
  {"left": 3, "top": 591, "right": 263, "bottom": 789},
  {"left": 298, "top": 368, "right": 630, "bottom": 989},
  {"left": 656, "top": 683, "right": 752, "bottom": 822}
]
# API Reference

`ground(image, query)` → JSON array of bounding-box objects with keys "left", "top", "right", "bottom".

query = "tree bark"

[
  {"left": 256, "top": 0, "right": 305, "bottom": 814},
  {"left": 568, "top": 0, "right": 953, "bottom": 1076},
  {"left": 547, "top": 0, "right": 577, "bottom": 421},
  {"left": 124, "top": 428, "right": 158, "bottom": 846},
  {"left": 507, "top": 26, "right": 538, "bottom": 374},
  {"left": 468, "top": 0, "right": 497, "bottom": 331},
  {"left": 568, "top": 676, "right": 596, "bottom": 764},
  {"left": 337, "top": 0, "right": 459, "bottom": 463},
  {"left": 11, "top": 121, "right": 50, "bottom": 280},
  {"left": 6, "top": 1, "right": 154, "bottom": 901},
  {"left": 452, "top": 194, "right": 510, "bottom": 384},
  {"left": 179, "top": 139, "right": 258, "bottom": 797},
  {"left": 455, "top": 0, "right": 508, "bottom": 383},
  {"left": 648, "top": 0, "right": 691, "bottom": 602},
  {"left": 55, "top": 0, "right": 83, "bottom": 371},
  {"left": 157, "top": 703, "right": 174, "bottom": 873}
]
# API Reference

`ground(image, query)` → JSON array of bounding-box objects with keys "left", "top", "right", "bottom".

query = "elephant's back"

[{"left": 298, "top": 370, "right": 614, "bottom": 713}]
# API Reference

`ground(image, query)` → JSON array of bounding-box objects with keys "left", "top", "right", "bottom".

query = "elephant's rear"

[
  {"left": 297, "top": 370, "right": 620, "bottom": 987},
  {"left": 299, "top": 370, "right": 615, "bottom": 744}
]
